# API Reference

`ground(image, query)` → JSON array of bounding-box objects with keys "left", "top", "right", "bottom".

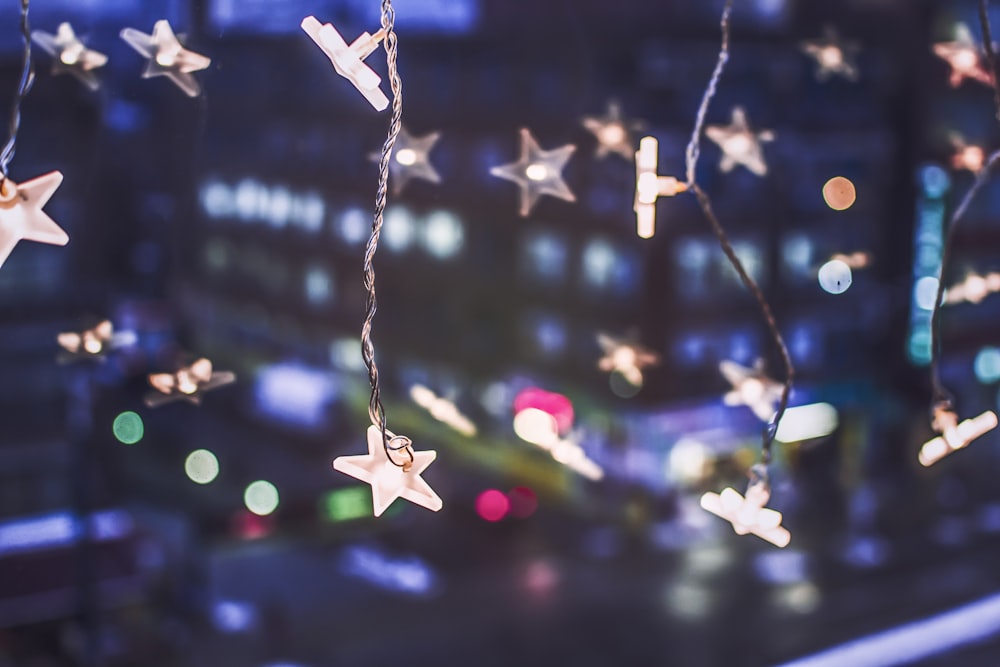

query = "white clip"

[
  {"left": 301, "top": 16, "right": 389, "bottom": 111},
  {"left": 634, "top": 136, "right": 685, "bottom": 239},
  {"left": 919, "top": 409, "right": 998, "bottom": 466}
]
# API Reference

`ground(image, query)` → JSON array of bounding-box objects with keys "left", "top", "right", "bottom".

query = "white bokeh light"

[
  {"left": 185, "top": 449, "right": 220, "bottom": 485},
  {"left": 818, "top": 259, "right": 852, "bottom": 294},
  {"left": 244, "top": 480, "right": 280, "bottom": 516}
]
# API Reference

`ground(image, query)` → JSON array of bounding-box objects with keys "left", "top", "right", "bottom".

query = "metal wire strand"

[
  {"left": 0, "top": 0, "right": 34, "bottom": 180},
  {"left": 683, "top": 0, "right": 794, "bottom": 464},
  {"left": 361, "top": 0, "right": 412, "bottom": 468},
  {"left": 978, "top": 0, "right": 1000, "bottom": 122},
  {"left": 929, "top": 147, "right": 1000, "bottom": 408}
]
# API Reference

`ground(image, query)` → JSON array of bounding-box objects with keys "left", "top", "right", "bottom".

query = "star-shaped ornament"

[
  {"left": 333, "top": 425, "right": 443, "bottom": 517},
  {"left": 57, "top": 319, "right": 133, "bottom": 363},
  {"left": 369, "top": 125, "right": 441, "bottom": 195},
  {"left": 120, "top": 20, "right": 211, "bottom": 97},
  {"left": 944, "top": 271, "right": 1000, "bottom": 305},
  {"left": 490, "top": 128, "right": 576, "bottom": 217},
  {"left": 800, "top": 26, "right": 860, "bottom": 82},
  {"left": 633, "top": 136, "right": 686, "bottom": 239},
  {"left": 933, "top": 23, "right": 994, "bottom": 88},
  {"left": 597, "top": 333, "right": 660, "bottom": 388},
  {"left": 31, "top": 23, "right": 108, "bottom": 91},
  {"left": 145, "top": 357, "right": 235, "bottom": 408},
  {"left": 0, "top": 171, "right": 68, "bottom": 270},
  {"left": 949, "top": 134, "right": 986, "bottom": 174},
  {"left": 301, "top": 16, "right": 389, "bottom": 111},
  {"left": 919, "top": 405, "right": 998, "bottom": 467},
  {"left": 705, "top": 107, "right": 774, "bottom": 177},
  {"left": 701, "top": 466, "right": 791, "bottom": 547},
  {"left": 720, "top": 359, "right": 783, "bottom": 423},
  {"left": 581, "top": 100, "right": 643, "bottom": 161}
]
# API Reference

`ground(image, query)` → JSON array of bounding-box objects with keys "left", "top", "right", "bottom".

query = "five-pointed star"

[
  {"left": 933, "top": 23, "right": 994, "bottom": 88},
  {"left": 597, "top": 333, "right": 660, "bottom": 388},
  {"left": 377, "top": 125, "right": 442, "bottom": 195},
  {"left": 120, "top": 20, "right": 211, "bottom": 97},
  {"left": 31, "top": 23, "right": 108, "bottom": 91},
  {"left": 800, "top": 26, "right": 860, "bottom": 82},
  {"left": 701, "top": 478, "right": 791, "bottom": 548},
  {"left": 0, "top": 171, "right": 68, "bottom": 270},
  {"left": 490, "top": 128, "right": 576, "bottom": 217},
  {"left": 705, "top": 107, "right": 774, "bottom": 177},
  {"left": 334, "top": 425, "right": 443, "bottom": 517},
  {"left": 581, "top": 100, "right": 642, "bottom": 161},
  {"left": 145, "top": 357, "right": 236, "bottom": 407},
  {"left": 719, "top": 359, "right": 783, "bottom": 423},
  {"left": 949, "top": 134, "right": 986, "bottom": 174}
]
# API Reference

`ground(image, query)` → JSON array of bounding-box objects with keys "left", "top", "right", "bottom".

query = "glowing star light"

[
  {"left": 57, "top": 320, "right": 134, "bottom": 363},
  {"left": 410, "top": 384, "right": 477, "bottom": 437},
  {"left": 333, "top": 425, "right": 443, "bottom": 517},
  {"left": 950, "top": 134, "right": 986, "bottom": 174},
  {"left": 0, "top": 171, "right": 67, "bottom": 270},
  {"left": 31, "top": 23, "right": 108, "bottom": 91},
  {"left": 301, "top": 16, "right": 389, "bottom": 111},
  {"left": 933, "top": 23, "right": 993, "bottom": 88},
  {"left": 597, "top": 332, "right": 660, "bottom": 388},
  {"left": 490, "top": 128, "right": 576, "bottom": 217},
  {"left": 374, "top": 125, "right": 441, "bottom": 195},
  {"left": 720, "top": 359, "right": 782, "bottom": 423},
  {"left": 581, "top": 100, "right": 642, "bottom": 161},
  {"left": 145, "top": 358, "right": 235, "bottom": 408},
  {"left": 800, "top": 26, "right": 859, "bottom": 82},
  {"left": 634, "top": 136, "right": 686, "bottom": 239},
  {"left": 701, "top": 467, "right": 790, "bottom": 547},
  {"left": 512, "top": 408, "right": 604, "bottom": 481},
  {"left": 120, "top": 20, "right": 211, "bottom": 98},
  {"left": 919, "top": 406, "right": 998, "bottom": 467},
  {"left": 705, "top": 107, "right": 774, "bottom": 177},
  {"left": 944, "top": 271, "right": 1000, "bottom": 305}
]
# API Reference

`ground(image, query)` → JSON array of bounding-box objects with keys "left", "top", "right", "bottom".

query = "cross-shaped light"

[{"left": 633, "top": 136, "right": 686, "bottom": 239}]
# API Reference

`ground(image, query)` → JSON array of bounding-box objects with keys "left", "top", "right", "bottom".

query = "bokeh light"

[
  {"left": 822, "top": 176, "right": 856, "bottom": 210},
  {"left": 976, "top": 347, "right": 1000, "bottom": 384},
  {"left": 512, "top": 407, "right": 559, "bottom": 446},
  {"left": 507, "top": 486, "right": 538, "bottom": 518},
  {"left": 185, "top": 449, "right": 220, "bottom": 484},
  {"left": 818, "top": 259, "right": 852, "bottom": 294},
  {"left": 244, "top": 480, "right": 280, "bottom": 516},
  {"left": 475, "top": 489, "right": 510, "bottom": 522},
  {"left": 112, "top": 411, "right": 144, "bottom": 444}
]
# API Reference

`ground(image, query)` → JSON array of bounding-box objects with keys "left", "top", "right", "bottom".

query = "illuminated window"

[
  {"left": 304, "top": 265, "right": 334, "bottom": 305},
  {"left": 781, "top": 233, "right": 814, "bottom": 282},
  {"left": 200, "top": 180, "right": 233, "bottom": 219},
  {"left": 582, "top": 237, "right": 638, "bottom": 294},
  {"left": 383, "top": 206, "right": 416, "bottom": 253},
  {"left": 338, "top": 206, "right": 369, "bottom": 245},
  {"left": 521, "top": 230, "right": 567, "bottom": 283}
]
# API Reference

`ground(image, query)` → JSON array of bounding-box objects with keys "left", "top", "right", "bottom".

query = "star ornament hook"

[
  {"left": 301, "top": 16, "right": 389, "bottom": 111},
  {"left": 32, "top": 23, "right": 108, "bottom": 91},
  {"left": 120, "top": 20, "right": 211, "bottom": 97},
  {"left": 633, "top": 136, "right": 686, "bottom": 239},
  {"left": 0, "top": 171, "right": 68, "bottom": 271},
  {"left": 490, "top": 128, "right": 576, "bottom": 217},
  {"left": 333, "top": 425, "right": 443, "bottom": 517},
  {"left": 145, "top": 357, "right": 236, "bottom": 408},
  {"left": 701, "top": 472, "right": 790, "bottom": 548},
  {"left": 919, "top": 407, "right": 998, "bottom": 467}
]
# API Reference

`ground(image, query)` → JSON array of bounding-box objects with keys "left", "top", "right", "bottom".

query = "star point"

[
  {"left": 705, "top": 107, "right": 773, "bottom": 177},
  {"left": 120, "top": 20, "right": 211, "bottom": 97},
  {"left": 0, "top": 171, "right": 68, "bottom": 270},
  {"left": 333, "top": 425, "right": 443, "bottom": 517},
  {"left": 32, "top": 23, "right": 107, "bottom": 91},
  {"left": 490, "top": 128, "right": 576, "bottom": 217}
]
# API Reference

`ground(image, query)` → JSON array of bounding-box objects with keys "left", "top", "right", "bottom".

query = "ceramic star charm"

[
  {"left": 933, "top": 23, "right": 993, "bottom": 88},
  {"left": 0, "top": 171, "right": 68, "bottom": 270},
  {"left": 705, "top": 107, "right": 774, "bottom": 177},
  {"left": 597, "top": 333, "right": 660, "bottom": 388},
  {"left": 581, "top": 100, "right": 642, "bottom": 161},
  {"left": 145, "top": 358, "right": 236, "bottom": 408},
  {"left": 633, "top": 136, "right": 686, "bottom": 239},
  {"left": 919, "top": 406, "right": 998, "bottom": 467},
  {"left": 31, "top": 23, "right": 108, "bottom": 91},
  {"left": 719, "top": 359, "right": 783, "bottom": 423},
  {"left": 371, "top": 125, "right": 441, "bottom": 195},
  {"left": 701, "top": 467, "right": 790, "bottom": 547},
  {"left": 334, "top": 425, "right": 443, "bottom": 517},
  {"left": 302, "top": 16, "right": 389, "bottom": 111},
  {"left": 490, "top": 128, "right": 576, "bottom": 217},
  {"left": 800, "top": 26, "right": 860, "bottom": 82},
  {"left": 120, "top": 20, "right": 211, "bottom": 97}
]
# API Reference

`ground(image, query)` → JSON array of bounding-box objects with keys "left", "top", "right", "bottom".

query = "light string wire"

[
  {"left": 682, "top": 0, "right": 794, "bottom": 465},
  {"left": 361, "top": 0, "right": 413, "bottom": 468},
  {"left": 928, "top": 2, "right": 1000, "bottom": 413},
  {"left": 0, "top": 0, "right": 34, "bottom": 181}
]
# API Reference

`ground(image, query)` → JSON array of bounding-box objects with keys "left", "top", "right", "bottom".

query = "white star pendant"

[
  {"left": 31, "top": 23, "right": 108, "bottom": 91},
  {"left": 0, "top": 171, "right": 68, "bottom": 270},
  {"left": 120, "top": 20, "right": 211, "bottom": 97},
  {"left": 334, "top": 425, "right": 443, "bottom": 517},
  {"left": 490, "top": 128, "right": 576, "bottom": 217}
]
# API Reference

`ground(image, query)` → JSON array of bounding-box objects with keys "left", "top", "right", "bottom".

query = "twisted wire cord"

[
  {"left": 683, "top": 0, "right": 793, "bottom": 464},
  {"left": 929, "top": 148, "right": 1000, "bottom": 407},
  {"left": 362, "top": 0, "right": 412, "bottom": 467},
  {"left": 979, "top": 0, "right": 1000, "bottom": 121},
  {"left": 0, "top": 0, "right": 34, "bottom": 180}
]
